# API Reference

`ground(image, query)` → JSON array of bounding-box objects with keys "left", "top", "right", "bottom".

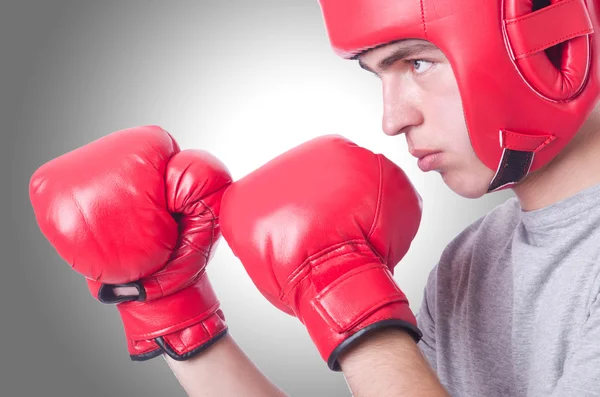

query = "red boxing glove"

[
  {"left": 30, "top": 125, "right": 232, "bottom": 361},
  {"left": 220, "top": 135, "right": 423, "bottom": 371}
]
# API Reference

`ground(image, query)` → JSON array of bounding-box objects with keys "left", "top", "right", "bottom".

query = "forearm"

[
  {"left": 339, "top": 329, "right": 449, "bottom": 397},
  {"left": 164, "top": 333, "right": 288, "bottom": 397}
]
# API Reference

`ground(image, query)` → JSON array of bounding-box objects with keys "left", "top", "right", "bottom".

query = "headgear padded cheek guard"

[{"left": 318, "top": 0, "right": 600, "bottom": 191}]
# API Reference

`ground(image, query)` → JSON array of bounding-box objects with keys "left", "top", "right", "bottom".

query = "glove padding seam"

[
  {"left": 156, "top": 327, "right": 229, "bottom": 361},
  {"left": 280, "top": 240, "right": 379, "bottom": 302},
  {"left": 127, "top": 300, "right": 222, "bottom": 339},
  {"left": 180, "top": 231, "right": 212, "bottom": 259},
  {"left": 129, "top": 328, "right": 229, "bottom": 362},
  {"left": 186, "top": 198, "right": 217, "bottom": 259},
  {"left": 312, "top": 263, "right": 407, "bottom": 332},
  {"left": 367, "top": 154, "right": 384, "bottom": 241},
  {"left": 159, "top": 321, "right": 220, "bottom": 355}
]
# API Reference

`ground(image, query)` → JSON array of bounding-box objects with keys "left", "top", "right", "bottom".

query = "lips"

[
  {"left": 410, "top": 149, "right": 443, "bottom": 172},
  {"left": 410, "top": 149, "right": 440, "bottom": 159}
]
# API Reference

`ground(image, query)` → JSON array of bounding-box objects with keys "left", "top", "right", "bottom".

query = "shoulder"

[
  {"left": 444, "top": 197, "right": 520, "bottom": 262},
  {"left": 427, "top": 197, "right": 522, "bottom": 288}
]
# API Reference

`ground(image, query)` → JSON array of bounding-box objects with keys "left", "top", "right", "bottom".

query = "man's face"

[{"left": 358, "top": 39, "right": 495, "bottom": 199}]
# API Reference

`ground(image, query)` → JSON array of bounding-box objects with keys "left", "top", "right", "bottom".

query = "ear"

[{"left": 503, "top": 0, "right": 593, "bottom": 101}]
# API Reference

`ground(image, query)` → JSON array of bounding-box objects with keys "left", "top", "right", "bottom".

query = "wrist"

[
  {"left": 338, "top": 328, "right": 417, "bottom": 369},
  {"left": 338, "top": 328, "right": 450, "bottom": 397},
  {"left": 327, "top": 302, "right": 421, "bottom": 370}
]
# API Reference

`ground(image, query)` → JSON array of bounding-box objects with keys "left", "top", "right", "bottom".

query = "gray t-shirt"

[{"left": 416, "top": 183, "right": 600, "bottom": 396}]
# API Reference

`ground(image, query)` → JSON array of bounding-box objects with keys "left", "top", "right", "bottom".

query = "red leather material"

[
  {"left": 116, "top": 274, "right": 226, "bottom": 358},
  {"left": 500, "top": 129, "right": 556, "bottom": 152},
  {"left": 29, "top": 126, "right": 180, "bottom": 283},
  {"left": 220, "top": 135, "right": 422, "bottom": 368},
  {"left": 505, "top": 0, "right": 592, "bottom": 60},
  {"left": 505, "top": 0, "right": 592, "bottom": 101},
  {"left": 318, "top": 0, "right": 600, "bottom": 185},
  {"left": 29, "top": 126, "right": 232, "bottom": 360},
  {"left": 311, "top": 262, "right": 407, "bottom": 333}
]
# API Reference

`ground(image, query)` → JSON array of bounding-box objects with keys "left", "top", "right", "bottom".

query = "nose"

[{"left": 381, "top": 77, "right": 424, "bottom": 136}]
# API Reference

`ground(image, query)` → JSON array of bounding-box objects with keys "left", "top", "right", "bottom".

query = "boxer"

[{"left": 30, "top": 0, "right": 600, "bottom": 395}]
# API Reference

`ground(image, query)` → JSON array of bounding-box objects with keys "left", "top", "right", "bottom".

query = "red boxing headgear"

[{"left": 318, "top": 0, "right": 600, "bottom": 191}]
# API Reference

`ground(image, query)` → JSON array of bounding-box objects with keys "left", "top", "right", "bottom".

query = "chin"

[{"left": 440, "top": 170, "right": 492, "bottom": 199}]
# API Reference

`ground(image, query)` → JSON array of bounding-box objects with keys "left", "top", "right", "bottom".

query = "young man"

[
  {"left": 171, "top": 1, "right": 600, "bottom": 395},
  {"left": 30, "top": 1, "right": 600, "bottom": 396}
]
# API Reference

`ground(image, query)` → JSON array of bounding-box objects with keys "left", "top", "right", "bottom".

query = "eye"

[{"left": 411, "top": 59, "right": 433, "bottom": 74}]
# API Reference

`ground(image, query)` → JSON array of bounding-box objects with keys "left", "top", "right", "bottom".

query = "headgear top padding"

[{"left": 318, "top": 0, "right": 600, "bottom": 191}]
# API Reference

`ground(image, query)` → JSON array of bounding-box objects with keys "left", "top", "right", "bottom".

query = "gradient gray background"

[{"left": 4, "top": 1, "right": 513, "bottom": 396}]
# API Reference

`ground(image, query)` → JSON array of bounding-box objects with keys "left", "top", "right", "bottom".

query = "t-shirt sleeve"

[
  {"left": 416, "top": 264, "right": 438, "bottom": 372},
  {"left": 551, "top": 291, "right": 600, "bottom": 396}
]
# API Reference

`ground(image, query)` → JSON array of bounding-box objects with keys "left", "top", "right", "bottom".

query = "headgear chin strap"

[{"left": 318, "top": 0, "right": 600, "bottom": 192}]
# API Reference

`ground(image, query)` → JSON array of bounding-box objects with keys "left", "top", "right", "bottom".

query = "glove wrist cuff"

[
  {"left": 117, "top": 272, "right": 227, "bottom": 361},
  {"left": 298, "top": 262, "right": 420, "bottom": 370}
]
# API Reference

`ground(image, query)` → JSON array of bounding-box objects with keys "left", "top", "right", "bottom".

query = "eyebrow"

[{"left": 358, "top": 41, "right": 438, "bottom": 75}]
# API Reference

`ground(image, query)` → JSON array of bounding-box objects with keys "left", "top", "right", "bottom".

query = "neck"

[{"left": 513, "top": 107, "right": 600, "bottom": 212}]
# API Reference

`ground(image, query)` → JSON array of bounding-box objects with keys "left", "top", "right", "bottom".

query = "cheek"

[
  {"left": 443, "top": 148, "right": 496, "bottom": 198},
  {"left": 424, "top": 89, "right": 473, "bottom": 159},
  {"left": 423, "top": 69, "right": 479, "bottom": 158},
  {"left": 423, "top": 68, "right": 496, "bottom": 195},
  {"left": 421, "top": 69, "right": 468, "bottom": 139}
]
